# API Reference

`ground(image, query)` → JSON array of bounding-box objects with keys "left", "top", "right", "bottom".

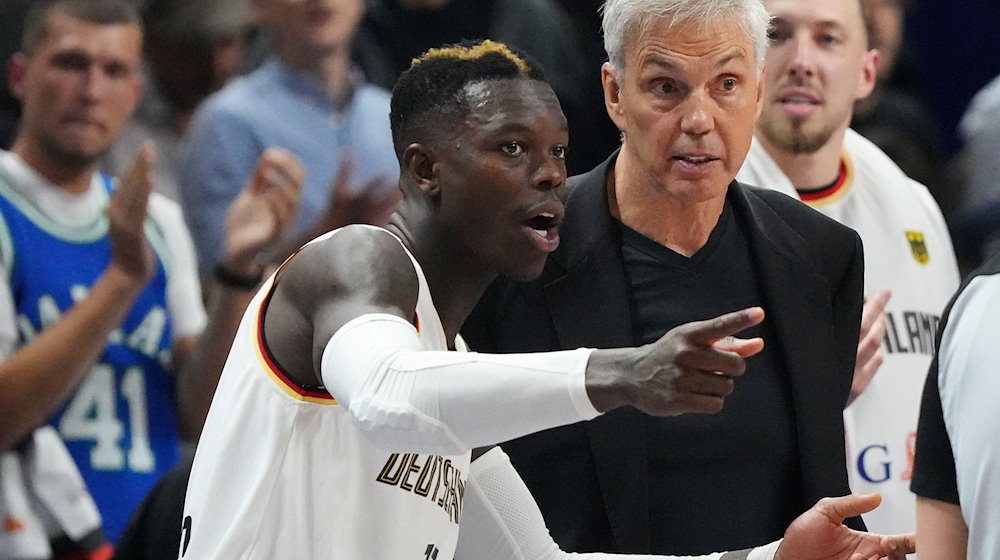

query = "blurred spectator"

[
  {"left": 950, "top": 73, "right": 1000, "bottom": 271},
  {"left": 179, "top": 0, "right": 399, "bottom": 275},
  {"left": 102, "top": 0, "right": 253, "bottom": 201},
  {"left": 850, "top": 0, "right": 949, "bottom": 214},
  {"left": 353, "top": 0, "right": 601, "bottom": 173},
  {"left": 0, "top": 0, "right": 300, "bottom": 542}
]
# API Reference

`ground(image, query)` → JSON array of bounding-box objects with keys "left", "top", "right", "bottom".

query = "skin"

[
  {"left": 252, "top": 0, "right": 363, "bottom": 102},
  {"left": 915, "top": 496, "right": 967, "bottom": 559},
  {"left": 756, "top": 0, "right": 878, "bottom": 188},
  {"left": 9, "top": 14, "right": 143, "bottom": 193},
  {"left": 602, "top": 16, "right": 764, "bottom": 257}
]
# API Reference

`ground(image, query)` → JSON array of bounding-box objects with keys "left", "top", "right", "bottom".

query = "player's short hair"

[
  {"left": 21, "top": 0, "right": 141, "bottom": 56},
  {"left": 389, "top": 39, "right": 548, "bottom": 158},
  {"left": 601, "top": 0, "right": 770, "bottom": 76}
]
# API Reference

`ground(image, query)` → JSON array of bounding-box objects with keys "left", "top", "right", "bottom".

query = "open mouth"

[
  {"left": 673, "top": 155, "right": 718, "bottom": 165},
  {"left": 525, "top": 211, "right": 559, "bottom": 238}
]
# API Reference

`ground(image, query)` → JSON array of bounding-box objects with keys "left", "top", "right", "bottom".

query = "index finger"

[{"left": 680, "top": 307, "right": 765, "bottom": 344}]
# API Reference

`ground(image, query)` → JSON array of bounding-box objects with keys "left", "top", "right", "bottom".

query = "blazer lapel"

[{"left": 541, "top": 154, "right": 651, "bottom": 552}]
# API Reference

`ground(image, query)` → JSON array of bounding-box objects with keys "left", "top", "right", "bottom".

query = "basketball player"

[
  {"left": 736, "top": 0, "right": 960, "bottom": 536},
  {"left": 181, "top": 41, "right": 913, "bottom": 560}
]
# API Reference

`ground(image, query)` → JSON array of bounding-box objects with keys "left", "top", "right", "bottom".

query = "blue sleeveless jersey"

[{"left": 0, "top": 174, "right": 180, "bottom": 542}]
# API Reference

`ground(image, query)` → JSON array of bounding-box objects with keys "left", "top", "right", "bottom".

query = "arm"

[
  {"left": 456, "top": 448, "right": 912, "bottom": 560},
  {"left": 0, "top": 147, "right": 156, "bottom": 450},
  {"left": 264, "top": 226, "right": 768, "bottom": 455},
  {"left": 173, "top": 148, "right": 304, "bottom": 438},
  {"left": 915, "top": 497, "right": 967, "bottom": 560}
]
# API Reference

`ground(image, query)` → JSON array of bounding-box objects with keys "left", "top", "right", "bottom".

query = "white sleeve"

[
  {"left": 455, "top": 447, "right": 780, "bottom": 560},
  {"left": 148, "top": 193, "right": 207, "bottom": 339},
  {"left": 321, "top": 313, "right": 600, "bottom": 456}
]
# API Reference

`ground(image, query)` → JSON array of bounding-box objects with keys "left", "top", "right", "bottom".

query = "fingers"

[
  {"left": 680, "top": 307, "right": 765, "bottom": 344},
  {"left": 860, "top": 288, "right": 891, "bottom": 334},
  {"left": 713, "top": 336, "right": 765, "bottom": 358},
  {"left": 116, "top": 141, "right": 155, "bottom": 218},
  {"left": 815, "top": 493, "right": 882, "bottom": 523}
]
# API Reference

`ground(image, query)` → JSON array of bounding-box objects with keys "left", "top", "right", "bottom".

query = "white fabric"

[
  {"left": 0, "top": 427, "right": 102, "bottom": 559},
  {"left": 0, "top": 150, "right": 207, "bottom": 361},
  {"left": 183, "top": 227, "right": 472, "bottom": 559},
  {"left": 456, "top": 447, "right": 778, "bottom": 560},
  {"left": 936, "top": 273, "right": 1000, "bottom": 559},
  {"left": 322, "top": 313, "right": 597, "bottom": 456},
  {"left": 737, "top": 129, "right": 960, "bottom": 537}
]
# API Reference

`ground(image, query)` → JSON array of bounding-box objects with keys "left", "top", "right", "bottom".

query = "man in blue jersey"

[{"left": 0, "top": 0, "right": 302, "bottom": 551}]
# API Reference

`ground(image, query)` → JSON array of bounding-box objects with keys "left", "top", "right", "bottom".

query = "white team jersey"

[
  {"left": 181, "top": 226, "right": 470, "bottom": 560},
  {"left": 737, "top": 130, "right": 960, "bottom": 537}
]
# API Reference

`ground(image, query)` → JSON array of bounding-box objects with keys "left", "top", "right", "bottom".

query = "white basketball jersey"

[
  {"left": 181, "top": 226, "right": 470, "bottom": 560},
  {"left": 738, "top": 130, "right": 960, "bottom": 537}
]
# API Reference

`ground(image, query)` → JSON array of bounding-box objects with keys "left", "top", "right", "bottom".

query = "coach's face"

[
  {"left": 602, "top": 15, "right": 763, "bottom": 205},
  {"left": 255, "top": 0, "right": 363, "bottom": 56}
]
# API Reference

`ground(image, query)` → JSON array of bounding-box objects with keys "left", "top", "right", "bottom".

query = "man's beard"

[{"left": 756, "top": 109, "right": 838, "bottom": 155}]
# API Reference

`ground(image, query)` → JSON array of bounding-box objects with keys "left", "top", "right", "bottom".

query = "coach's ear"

[{"left": 402, "top": 143, "right": 440, "bottom": 197}]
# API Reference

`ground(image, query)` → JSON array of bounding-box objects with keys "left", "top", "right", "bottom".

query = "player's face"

[
  {"left": 435, "top": 79, "right": 568, "bottom": 281},
  {"left": 603, "top": 16, "right": 763, "bottom": 205},
  {"left": 9, "top": 15, "right": 142, "bottom": 167},
  {"left": 256, "top": 0, "right": 363, "bottom": 56},
  {"left": 756, "top": 0, "right": 877, "bottom": 155}
]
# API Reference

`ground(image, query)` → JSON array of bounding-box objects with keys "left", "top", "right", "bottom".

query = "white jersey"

[
  {"left": 181, "top": 227, "right": 470, "bottom": 560},
  {"left": 737, "top": 130, "right": 960, "bottom": 537}
]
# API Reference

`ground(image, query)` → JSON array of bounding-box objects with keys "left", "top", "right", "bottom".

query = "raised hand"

[
  {"left": 321, "top": 151, "right": 400, "bottom": 231},
  {"left": 223, "top": 147, "right": 304, "bottom": 272},
  {"left": 587, "top": 307, "right": 766, "bottom": 415},
  {"left": 776, "top": 494, "right": 915, "bottom": 560},
  {"left": 850, "top": 288, "right": 891, "bottom": 404},
  {"left": 107, "top": 142, "right": 156, "bottom": 284}
]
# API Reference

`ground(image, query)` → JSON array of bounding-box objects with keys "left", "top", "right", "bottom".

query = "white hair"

[{"left": 601, "top": 0, "right": 771, "bottom": 75}]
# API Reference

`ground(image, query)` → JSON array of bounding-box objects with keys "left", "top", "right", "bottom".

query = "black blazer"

[{"left": 463, "top": 153, "right": 865, "bottom": 553}]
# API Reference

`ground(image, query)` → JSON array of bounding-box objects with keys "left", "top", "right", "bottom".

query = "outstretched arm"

[{"left": 456, "top": 448, "right": 913, "bottom": 560}]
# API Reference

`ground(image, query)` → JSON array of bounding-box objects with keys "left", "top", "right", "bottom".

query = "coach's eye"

[
  {"left": 501, "top": 142, "right": 525, "bottom": 156},
  {"left": 552, "top": 145, "right": 567, "bottom": 160}
]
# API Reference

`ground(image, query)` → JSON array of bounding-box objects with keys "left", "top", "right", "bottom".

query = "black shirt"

[{"left": 619, "top": 198, "right": 802, "bottom": 553}]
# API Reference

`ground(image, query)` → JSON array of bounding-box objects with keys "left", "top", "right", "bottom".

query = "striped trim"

[
  {"left": 799, "top": 152, "right": 854, "bottom": 207},
  {"left": 253, "top": 278, "right": 338, "bottom": 405}
]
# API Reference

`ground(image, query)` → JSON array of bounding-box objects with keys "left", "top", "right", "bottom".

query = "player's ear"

[{"left": 402, "top": 143, "right": 439, "bottom": 196}]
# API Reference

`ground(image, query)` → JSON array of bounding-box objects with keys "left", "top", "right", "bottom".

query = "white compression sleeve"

[
  {"left": 455, "top": 447, "right": 780, "bottom": 560},
  {"left": 321, "top": 313, "right": 600, "bottom": 455}
]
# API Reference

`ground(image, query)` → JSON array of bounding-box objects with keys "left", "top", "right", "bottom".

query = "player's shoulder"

[{"left": 289, "top": 225, "right": 416, "bottom": 293}]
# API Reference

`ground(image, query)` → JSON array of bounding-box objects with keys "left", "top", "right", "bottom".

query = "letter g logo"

[{"left": 857, "top": 444, "right": 892, "bottom": 483}]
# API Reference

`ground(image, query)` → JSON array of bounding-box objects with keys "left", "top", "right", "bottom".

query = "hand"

[
  {"left": 776, "top": 494, "right": 915, "bottom": 560},
  {"left": 850, "top": 289, "right": 891, "bottom": 404},
  {"left": 222, "top": 147, "right": 304, "bottom": 273},
  {"left": 107, "top": 142, "right": 156, "bottom": 284},
  {"left": 321, "top": 151, "right": 400, "bottom": 231},
  {"left": 592, "top": 307, "right": 765, "bottom": 415}
]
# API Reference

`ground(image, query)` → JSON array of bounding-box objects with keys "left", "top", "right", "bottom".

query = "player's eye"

[
  {"left": 552, "top": 145, "right": 567, "bottom": 160},
  {"left": 501, "top": 142, "right": 525, "bottom": 156}
]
